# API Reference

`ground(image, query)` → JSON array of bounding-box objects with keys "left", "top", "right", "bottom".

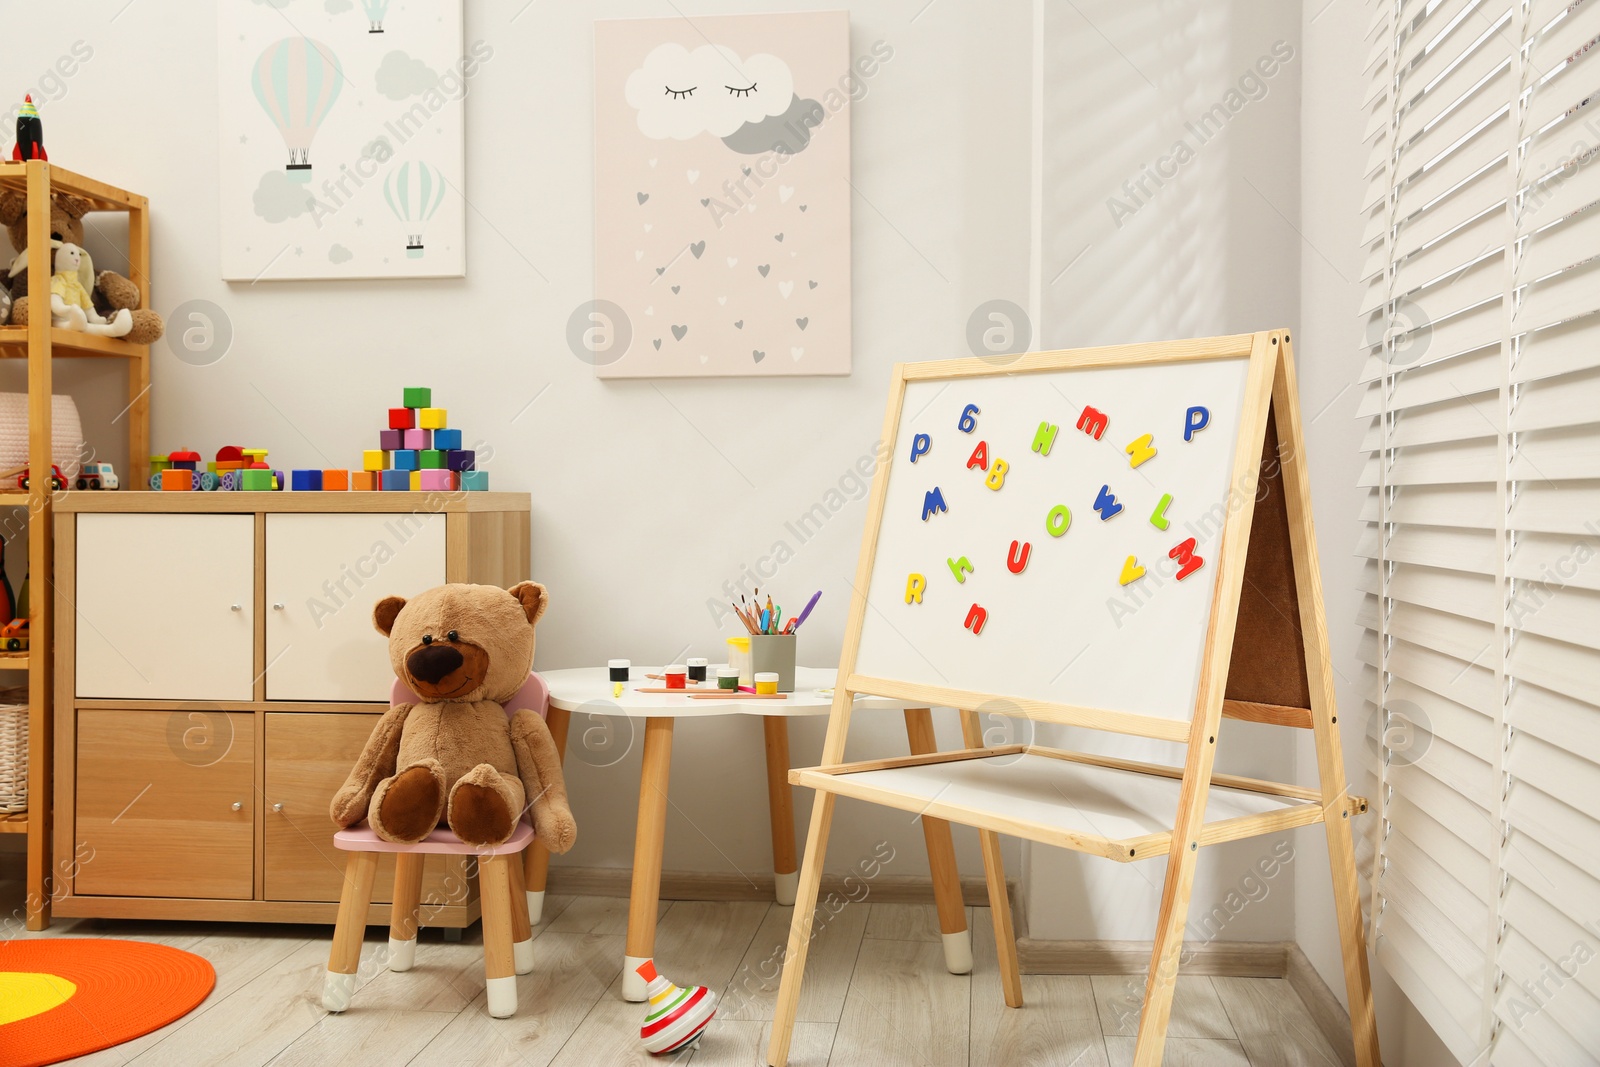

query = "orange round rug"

[{"left": 0, "top": 939, "right": 215, "bottom": 1067}]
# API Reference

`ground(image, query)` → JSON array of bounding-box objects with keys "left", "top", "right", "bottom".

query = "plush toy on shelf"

[
  {"left": 329, "top": 582, "right": 577, "bottom": 852},
  {"left": 50, "top": 243, "right": 132, "bottom": 337},
  {"left": 0, "top": 192, "right": 164, "bottom": 344}
]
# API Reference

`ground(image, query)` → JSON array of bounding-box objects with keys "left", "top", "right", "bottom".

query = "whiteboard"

[{"left": 853, "top": 356, "right": 1251, "bottom": 723}]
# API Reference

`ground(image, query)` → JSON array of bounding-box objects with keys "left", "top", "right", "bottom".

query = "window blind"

[{"left": 1359, "top": 0, "right": 1600, "bottom": 1062}]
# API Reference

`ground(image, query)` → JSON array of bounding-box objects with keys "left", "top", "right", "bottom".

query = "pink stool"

[{"left": 322, "top": 673, "right": 550, "bottom": 1019}]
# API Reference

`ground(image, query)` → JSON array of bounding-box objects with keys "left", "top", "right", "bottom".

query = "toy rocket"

[{"left": 13, "top": 95, "right": 46, "bottom": 161}]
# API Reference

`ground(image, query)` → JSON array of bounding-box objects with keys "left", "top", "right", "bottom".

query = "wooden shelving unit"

[{"left": 0, "top": 160, "right": 151, "bottom": 930}]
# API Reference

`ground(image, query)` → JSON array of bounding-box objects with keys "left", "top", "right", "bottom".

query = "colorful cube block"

[
  {"left": 418, "top": 469, "right": 458, "bottom": 491},
  {"left": 402, "top": 428, "right": 431, "bottom": 450},
  {"left": 403, "top": 387, "right": 432, "bottom": 408},
  {"left": 460, "top": 470, "right": 489, "bottom": 491},
  {"left": 431, "top": 428, "right": 462, "bottom": 450},
  {"left": 352, "top": 470, "right": 380, "bottom": 491},
  {"left": 409, "top": 470, "right": 422, "bottom": 491},
  {"left": 391, "top": 449, "right": 419, "bottom": 471},
  {"left": 419, "top": 449, "right": 446, "bottom": 469},
  {"left": 363, "top": 450, "right": 388, "bottom": 471},
  {"left": 446, "top": 449, "right": 475, "bottom": 472},
  {"left": 291, "top": 469, "right": 323, "bottom": 492},
  {"left": 419, "top": 408, "right": 447, "bottom": 430},
  {"left": 322, "top": 469, "right": 349, "bottom": 491},
  {"left": 160, "top": 469, "right": 193, "bottom": 491},
  {"left": 389, "top": 407, "right": 416, "bottom": 430},
  {"left": 241, "top": 468, "right": 275, "bottom": 491},
  {"left": 379, "top": 429, "right": 404, "bottom": 451},
  {"left": 380, "top": 469, "right": 410, "bottom": 491}
]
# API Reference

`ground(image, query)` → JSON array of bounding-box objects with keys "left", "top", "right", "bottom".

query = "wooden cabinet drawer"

[
  {"left": 74, "top": 709, "right": 255, "bottom": 899},
  {"left": 264, "top": 513, "right": 446, "bottom": 702},
  {"left": 75, "top": 514, "right": 255, "bottom": 701},
  {"left": 263, "top": 713, "right": 471, "bottom": 905}
]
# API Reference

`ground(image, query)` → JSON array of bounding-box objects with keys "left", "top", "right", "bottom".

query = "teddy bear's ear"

[
  {"left": 0, "top": 192, "right": 24, "bottom": 227},
  {"left": 509, "top": 581, "right": 548, "bottom": 626},
  {"left": 58, "top": 195, "right": 92, "bottom": 220},
  {"left": 373, "top": 595, "right": 407, "bottom": 636}
]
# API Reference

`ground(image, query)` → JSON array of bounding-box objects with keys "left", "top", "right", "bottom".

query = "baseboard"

[
  {"left": 1017, "top": 938, "right": 1292, "bottom": 978},
  {"left": 1284, "top": 943, "right": 1358, "bottom": 1067},
  {"left": 546, "top": 866, "right": 998, "bottom": 907}
]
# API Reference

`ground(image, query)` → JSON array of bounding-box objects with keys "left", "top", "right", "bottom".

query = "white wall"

[
  {"left": 1025, "top": 0, "right": 1303, "bottom": 945},
  {"left": 1, "top": 1, "right": 1033, "bottom": 883},
  {"left": 1295, "top": 2, "right": 1457, "bottom": 1063}
]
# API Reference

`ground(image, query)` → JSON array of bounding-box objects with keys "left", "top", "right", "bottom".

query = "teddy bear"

[
  {"left": 0, "top": 191, "right": 164, "bottom": 344},
  {"left": 329, "top": 581, "right": 577, "bottom": 853}
]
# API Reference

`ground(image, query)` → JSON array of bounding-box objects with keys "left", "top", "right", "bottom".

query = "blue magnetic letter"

[
  {"left": 1184, "top": 406, "right": 1210, "bottom": 442},
  {"left": 922, "top": 487, "right": 948, "bottom": 521},
  {"left": 910, "top": 433, "right": 931, "bottom": 463}
]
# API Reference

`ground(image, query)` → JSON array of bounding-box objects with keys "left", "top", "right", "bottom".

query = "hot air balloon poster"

[
  {"left": 593, "top": 12, "right": 852, "bottom": 378},
  {"left": 217, "top": 0, "right": 467, "bottom": 280}
]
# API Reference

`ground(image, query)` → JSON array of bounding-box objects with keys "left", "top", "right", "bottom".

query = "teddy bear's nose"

[{"left": 408, "top": 643, "right": 464, "bottom": 684}]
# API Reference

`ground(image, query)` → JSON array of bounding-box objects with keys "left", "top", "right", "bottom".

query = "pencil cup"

[{"left": 748, "top": 635, "right": 796, "bottom": 693}]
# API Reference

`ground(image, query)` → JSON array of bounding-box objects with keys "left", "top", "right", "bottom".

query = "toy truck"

[{"left": 76, "top": 462, "right": 120, "bottom": 490}]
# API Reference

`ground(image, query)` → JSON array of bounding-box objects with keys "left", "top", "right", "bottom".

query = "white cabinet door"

[
  {"left": 76, "top": 514, "right": 256, "bottom": 701},
  {"left": 265, "top": 513, "right": 446, "bottom": 701}
]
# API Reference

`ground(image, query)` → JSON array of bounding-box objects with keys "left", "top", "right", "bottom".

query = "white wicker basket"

[{"left": 0, "top": 690, "right": 27, "bottom": 813}]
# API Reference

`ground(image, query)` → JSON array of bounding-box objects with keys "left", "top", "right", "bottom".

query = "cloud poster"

[
  {"left": 594, "top": 12, "right": 852, "bottom": 377},
  {"left": 218, "top": 0, "right": 469, "bottom": 281}
]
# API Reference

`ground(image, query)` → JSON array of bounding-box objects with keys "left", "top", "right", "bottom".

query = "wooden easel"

[{"left": 765, "top": 331, "right": 1381, "bottom": 1067}]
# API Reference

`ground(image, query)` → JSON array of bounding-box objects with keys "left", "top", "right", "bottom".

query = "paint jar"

[
  {"left": 726, "top": 636, "right": 752, "bottom": 686},
  {"left": 609, "top": 659, "right": 631, "bottom": 682},
  {"left": 755, "top": 672, "right": 779, "bottom": 695},
  {"left": 717, "top": 667, "right": 740, "bottom": 690},
  {"left": 748, "top": 634, "right": 796, "bottom": 692},
  {"left": 664, "top": 664, "right": 687, "bottom": 689},
  {"left": 686, "top": 657, "right": 708, "bottom": 682}
]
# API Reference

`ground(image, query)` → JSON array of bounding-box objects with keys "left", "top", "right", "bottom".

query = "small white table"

[{"left": 537, "top": 665, "right": 975, "bottom": 1001}]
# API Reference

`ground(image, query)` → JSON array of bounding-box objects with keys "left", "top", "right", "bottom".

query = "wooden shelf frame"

[{"left": 4, "top": 160, "right": 152, "bottom": 930}]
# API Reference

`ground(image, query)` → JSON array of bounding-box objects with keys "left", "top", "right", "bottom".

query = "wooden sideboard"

[{"left": 51, "top": 491, "right": 530, "bottom": 926}]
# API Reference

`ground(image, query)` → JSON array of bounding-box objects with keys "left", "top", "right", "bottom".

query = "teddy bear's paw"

[
  {"left": 372, "top": 763, "right": 445, "bottom": 843},
  {"left": 535, "top": 804, "right": 577, "bottom": 855},
  {"left": 449, "top": 776, "right": 517, "bottom": 847}
]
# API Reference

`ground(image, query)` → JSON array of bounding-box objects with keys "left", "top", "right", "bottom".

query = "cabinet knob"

[
  {"left": 273, "top": 603, "right": 285, "bottom": 611},
  {"left": 231, "top": 801, "right": 243, "bottom": 812},
  {"left": 272, "top": 803, "right": 284, "bottom": 813},
  {"left": 231, "top": 603, "right": 242, "bottom": 612}
]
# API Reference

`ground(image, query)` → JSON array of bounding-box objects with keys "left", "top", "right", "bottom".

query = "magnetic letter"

[
  {"left": 1119, "top": 556, "right": 1147, "bottom": 585},
  {"left": 910, "top": 433, "right": 931, "bottom": 463},
  {"left": 948, "top": 556, "right": 974, "bottom": 583},
  {"left": 1007, "top": 540, "right": 1031, "bottom": 573},
  {"left": 1125, "top": 433, "right": 1157, "bottom": 468},
  {"left": 966, "top": 440, "right": 989, "bottom": 470},
  {"left": 921, "top": 487, "right": 947, "bottom": 521},
  {"left": 905, "top": 573, "right": 926, "bottom": 604},
  {"left": 1184, "top": 406, "right": 1210, "bottom": 442},
  {"left": 1094, "top": 485, "right": 1123, "bottom": 519},
  {"left": 959, "top": 403, "right": 980, "bottom": 433},
  {"left": 1046, "top": 504, "right": 1071, "bottom": 536},
  {"left": 985, "top": 458, "right": 1009, "bottom": 491},
  {"left": 964, "top": 603, "right": 988, "bottom": 634},
  {"left": 1032, "top": 421, "right": 1059, "bottom": 456},
  {"left": 1076, "top": 405, "right": 1108, "bottom": 440},
  {"left": 1150, "top": 493, "right": 1173, "bottom": 531},
  {"left": 1170, "top": 537, "right": 1204, "bottom": 580}
]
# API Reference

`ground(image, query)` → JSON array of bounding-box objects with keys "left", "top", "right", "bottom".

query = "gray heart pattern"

[
  {"left": 671, "top": 285, "right": 680, "bottom": 294},
  {"left": 690, "top": 240, "right": 705, "bottom": 258},
  {"left": 637, "top": 192, "right": 649, "bottom": 204},
  {"left": 758, "top": 264, "right": 770, "bottom": 277},
  {"left": 752, "top": 349, "right": 765, "bottom": 362},
  {"left": 672, "top": 324, "right": 688, "bottom": 341},
  {"left": 652, "top": 338, "right": 662, "bottom": 349},
  {"left": 734, "top": 320, "right": 744, "bottom": 328},
  {"left": 796, "top": 317, "right": 809, "bottom": 330}
]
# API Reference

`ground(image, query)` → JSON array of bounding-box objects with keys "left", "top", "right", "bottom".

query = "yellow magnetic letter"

[
  {"left": 985, "top": 458, "right": 1009, "bottom": 491},
  {"left": 1125, "top": 433, "right": 1157, "bottom": 468},
  {"left": 905, "top": 573, "right": 926, "bottom": 604}
]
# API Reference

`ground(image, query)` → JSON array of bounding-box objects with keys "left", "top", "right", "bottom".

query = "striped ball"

[{"left": 636, "top": 959, "right": 717, "bottom": 1055}]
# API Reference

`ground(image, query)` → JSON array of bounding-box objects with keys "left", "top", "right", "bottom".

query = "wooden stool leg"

[
  {"left": 624, "top": 716, "right": 674, "bottom": 1002},
  {"left": 523, "top": 705, "right": 570, "bottom": 924},
  {"left": 481, "top": 854, "right": 518, "bottom": 1018},
  {"left": 763, "top": 715, "right": 799, "bottom": 905},
  {"left": 960, "top": 709, "right": 1022, "bottom": 1008},
  {"left": 388, "top": 852, "right": 425, "bottom": 973},
  {"left": 903, "top": 708, "right": 972, "bottom": 974},
  {"left": 766, "top": 792, "right": 837, "bottom": 1067},
  {"left": 508, "top": 850, "right": 535, "bottom": 975},
  {"left": 323, "top": 850, "right": 379, "bottom": 1012}
]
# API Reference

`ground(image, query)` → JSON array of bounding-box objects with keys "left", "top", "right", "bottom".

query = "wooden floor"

[{"left": 2, "top": 878, "right": 1344, "bottom": 1066}]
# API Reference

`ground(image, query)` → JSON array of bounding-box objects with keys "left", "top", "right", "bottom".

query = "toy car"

[
  {"left": 16, "top": 465, "right": 66, "bottom": 491},
  {"left": 76, "top": 462, "right": 120, "bottom": 490},
  {"left": 1, "top": 618, "right": 27, "bottom": 652}
]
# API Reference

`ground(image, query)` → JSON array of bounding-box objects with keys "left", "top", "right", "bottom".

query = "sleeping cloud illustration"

[{"left": 625, "top": 43, "right": 824, "bottom": 155}]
